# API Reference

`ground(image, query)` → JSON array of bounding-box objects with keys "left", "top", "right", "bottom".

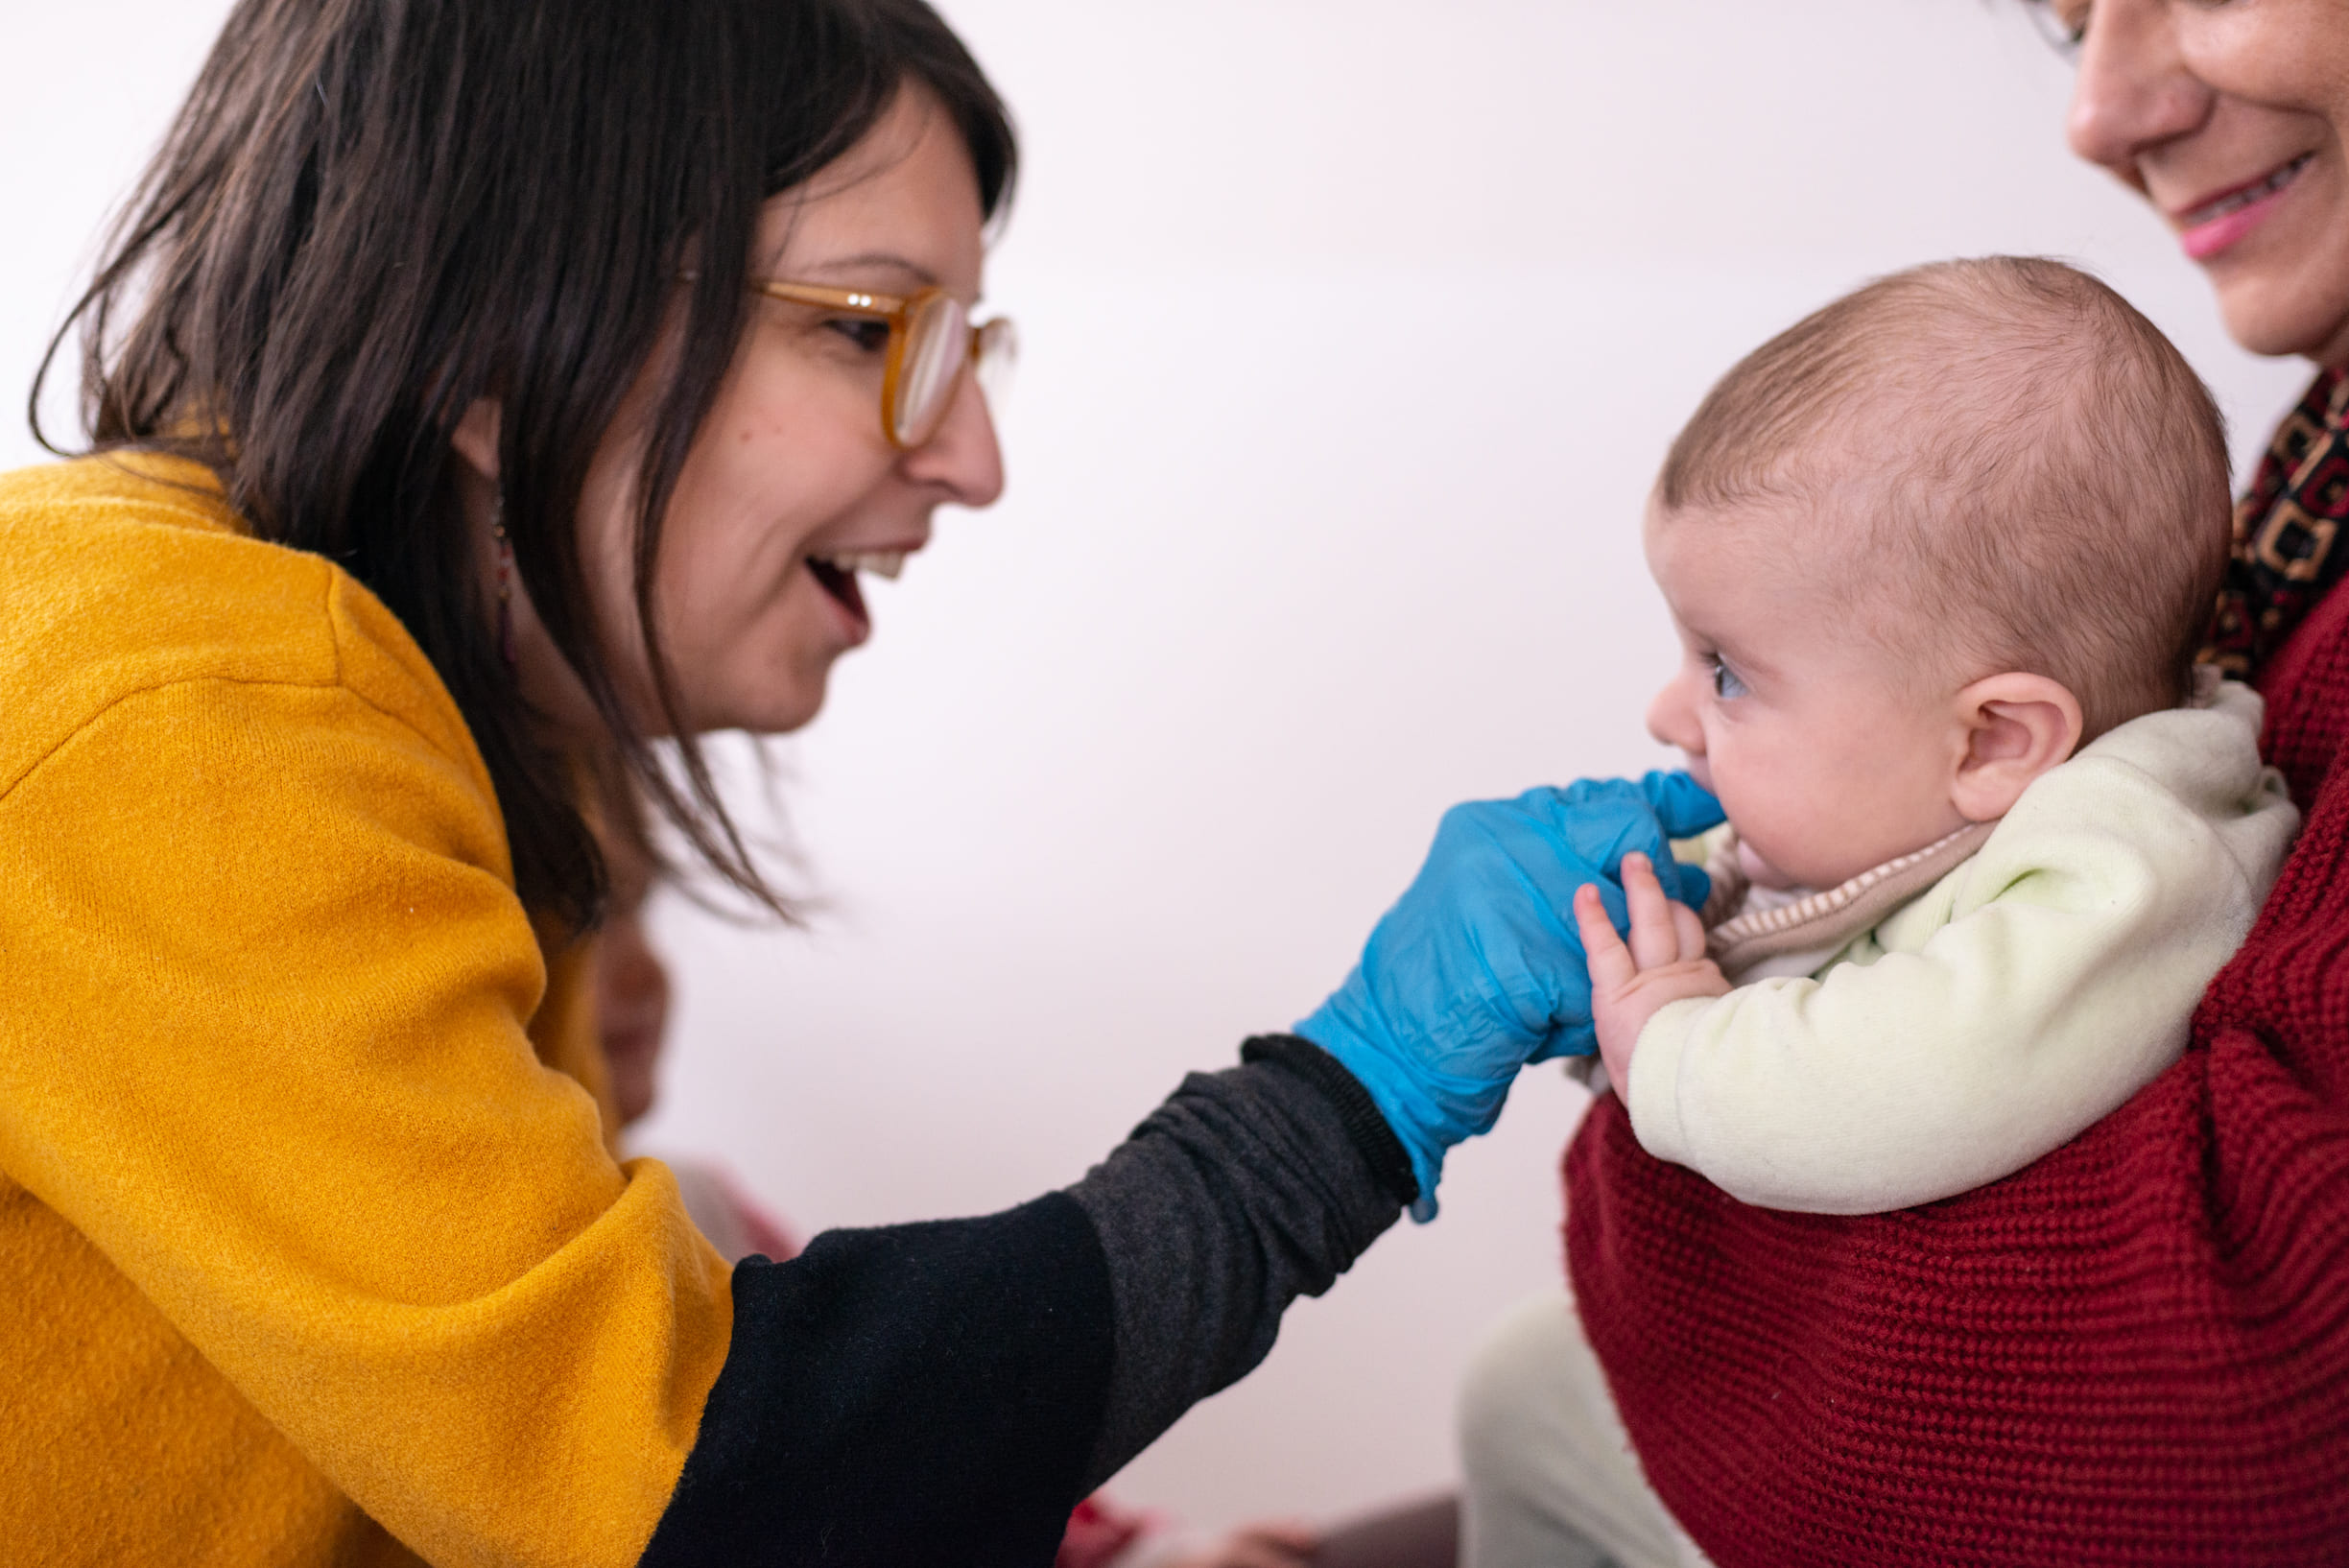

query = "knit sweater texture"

[{"left": 1567, "top": 540, "right": 2349, "bottom": 1556}]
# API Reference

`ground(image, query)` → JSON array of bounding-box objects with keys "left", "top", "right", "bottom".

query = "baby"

[{"left": 1569, "top": 256, "right": 2298, "bottom": 1215}]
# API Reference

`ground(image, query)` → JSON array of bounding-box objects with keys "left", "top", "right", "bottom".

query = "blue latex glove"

[{"left": 1296, "top": 772, "right": 1722, "bottom": 1220}]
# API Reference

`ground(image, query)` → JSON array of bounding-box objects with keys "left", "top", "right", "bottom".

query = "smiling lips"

[
  {"left": 2175, "top": 152, "right": 2314, "bottom": 260},
  {"left": 816, "top": 550, "right": 908, "bottom": 581},
  {"left": 803, "top": 550, "right": 911, "bottom": 638}
]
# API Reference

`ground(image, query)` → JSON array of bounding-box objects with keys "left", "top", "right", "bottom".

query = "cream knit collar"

[{"left": 1694, "top": 821, "right": 1995, "bottom": 983}]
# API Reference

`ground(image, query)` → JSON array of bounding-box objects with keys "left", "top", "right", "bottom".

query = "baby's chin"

[{"left": 1734, "top": 836, "right": 1806, "bottom": 892}]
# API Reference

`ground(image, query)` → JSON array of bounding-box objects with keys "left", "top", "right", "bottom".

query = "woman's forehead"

[{"left": 752, "top": 89, "right": 986, "bottom": 296}]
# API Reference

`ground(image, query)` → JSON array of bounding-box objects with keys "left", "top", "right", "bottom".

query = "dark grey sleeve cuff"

[
  {"left": 1064, "top": 1035, "right": 1408, "bottom": 1485},
  {"left": 1240, "top": 1033, "right": 1418, "bottom": 1209}
]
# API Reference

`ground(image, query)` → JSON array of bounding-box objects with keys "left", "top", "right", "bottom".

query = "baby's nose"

[{"left": 1646, "top": 677, "right": 1701, "bottom": 754}]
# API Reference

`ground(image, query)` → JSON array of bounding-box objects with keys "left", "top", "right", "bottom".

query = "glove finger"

[
  {"left": 1539, "top": 782, "right": 1660, "bottom": 881},
  {"left": 1552, "top": 777, "right": 1638, "bottom": 811},
  {"left": 1511, "top": 788, "right": 1710, "bottom": 925},
  {"left": 1639, "top": 770, "right": 1726, "bottom": 839},
  {"left": 1486, "top": 788, "right": 1631, "bottom": 911}
]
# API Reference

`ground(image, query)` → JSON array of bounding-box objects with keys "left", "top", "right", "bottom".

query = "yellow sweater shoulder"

[
  {"left": 0, "top": 456, "right": 723, "bottom": 1568},
  {"left": 0, "top": 455, "right": 485, "bottom": 820}
]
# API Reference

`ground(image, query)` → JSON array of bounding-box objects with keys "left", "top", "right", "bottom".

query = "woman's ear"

[
  {"left": 450, "top": 397, "right": 503, "bottom": 483},
  {"left": 1949, "top": 673, "right": 2085, "bottom": 823}
]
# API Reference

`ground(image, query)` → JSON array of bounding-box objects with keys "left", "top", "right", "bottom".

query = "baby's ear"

[{"left": 1949, "top": 673, "right": 2084, "bottom": 823}]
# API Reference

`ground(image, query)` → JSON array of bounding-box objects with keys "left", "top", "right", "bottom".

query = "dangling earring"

[{"left": 491, "top": 494, "right": 516, "bottom": 669}]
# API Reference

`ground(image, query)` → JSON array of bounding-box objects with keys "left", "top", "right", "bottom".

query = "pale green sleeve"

[{"left": 1625, "top": 690, "right": 2297, "bottom": 1214}]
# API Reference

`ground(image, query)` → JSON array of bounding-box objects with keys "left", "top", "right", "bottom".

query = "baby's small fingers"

[
  {"left": 1673, "top": 899, "right": 1709, "bottom": 963},
  {"left": 1621, "top": 852, "right": 1681, "bottom": 970},
  {"left": 1574, "top": 884, "right": 1638, "bottom": 990}
]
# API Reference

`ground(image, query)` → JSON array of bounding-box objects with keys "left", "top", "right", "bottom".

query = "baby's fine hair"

[{"left": 1657, "top": 256, "right": 2231, "bottom": 739}]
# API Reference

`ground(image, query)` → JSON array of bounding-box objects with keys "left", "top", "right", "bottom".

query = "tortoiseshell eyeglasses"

[{"left": 751, "top": 278, "right": 1015, "bottom": 449}]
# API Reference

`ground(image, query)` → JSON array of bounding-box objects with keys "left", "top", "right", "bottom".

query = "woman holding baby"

[{"left": 1457, "top": 4, "right": 2349, "bottom": 1565}]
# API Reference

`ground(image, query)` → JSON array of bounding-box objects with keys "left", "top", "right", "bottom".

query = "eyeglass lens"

[
  {"left": 892, "top": 298, "right": 1018, "bottom": 446},
  {"left": 895, "top": 294, "right": 971, "bottom": 446},
  {"left": 974, "top": 318, "right": 1016, "bottom": 408}
]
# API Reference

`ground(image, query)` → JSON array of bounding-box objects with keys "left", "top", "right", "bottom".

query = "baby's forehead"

[
  {"left": 1646, "top": 483, "right": 1937, "bottom": 656},
  {"left": 1656, "top": 338, "right": 2072, "bottom": 528},
  {"left": 1645, "top": 492, "right": 1846, "bottom": 608},
  {"left": 1645, "top": 474, "right": 1868, "bottom": 559}
]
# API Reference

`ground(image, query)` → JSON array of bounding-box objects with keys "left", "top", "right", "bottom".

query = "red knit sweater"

[{"left": 1566, "top": 559, "right": 2349, "bottom": 1563}]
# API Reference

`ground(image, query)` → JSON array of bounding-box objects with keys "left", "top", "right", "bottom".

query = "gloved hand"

[{"left": 1295, "top": 772, "right": 1722, "bottom": 1219}]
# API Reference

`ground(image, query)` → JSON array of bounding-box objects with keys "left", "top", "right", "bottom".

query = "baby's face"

[{"left": 1642, "top": 501, "right": 1969, "bottom": 891}]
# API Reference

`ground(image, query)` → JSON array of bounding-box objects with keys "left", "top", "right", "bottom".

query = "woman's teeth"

[
  {"left": 2187, "top": 154, "right": 2313, "bottom": 226},
  {"left": 812, "top": 551, "right": 906, "bottom": 581}
]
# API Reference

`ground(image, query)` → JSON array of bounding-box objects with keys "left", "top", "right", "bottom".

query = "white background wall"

[{"left": 3, "top": 0, "right": 2315, "bottom": 1535}]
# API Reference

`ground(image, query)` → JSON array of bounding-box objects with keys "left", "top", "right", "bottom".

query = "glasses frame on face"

[{"left": 750, "top": 279, "right": 1013, "bottom": 450}]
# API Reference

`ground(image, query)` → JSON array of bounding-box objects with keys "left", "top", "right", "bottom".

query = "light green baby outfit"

[{"left": 1634, "top": 675, "right": 2298, "bottom": 1214}]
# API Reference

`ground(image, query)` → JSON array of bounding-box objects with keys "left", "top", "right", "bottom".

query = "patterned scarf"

[{"left": 2205, "top": 366, "right": 2349, "bottom": 676}]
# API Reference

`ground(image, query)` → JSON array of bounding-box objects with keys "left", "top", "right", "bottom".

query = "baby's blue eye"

[{"left": 1710, "top": 657, "right": 1746, "bottom": 701}]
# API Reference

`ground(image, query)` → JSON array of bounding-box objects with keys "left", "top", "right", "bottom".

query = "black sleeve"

[
  {"left": 638, "top": 1035, "right": 1411, "bottom": 1566},
  {"left": 639, "top": 1193, "right": 1113, "bottom": 1568}
]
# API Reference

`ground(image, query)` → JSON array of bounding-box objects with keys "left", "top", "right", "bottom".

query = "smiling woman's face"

[
  {"left": 2061, "top": 0, "right": 2349, "bottom": 365},
  {"left": 556, "top": 83, "right": 1004, "bottom": 740}
]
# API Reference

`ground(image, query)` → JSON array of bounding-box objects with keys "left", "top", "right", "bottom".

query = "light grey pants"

[{"left": 1456, "top": 1288, "right": 1717, "bottom": 1568}]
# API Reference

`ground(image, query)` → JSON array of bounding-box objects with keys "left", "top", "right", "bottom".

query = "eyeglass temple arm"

[
  {"left": 752, "top": 279, "right": 912, "bottom": 315},
  {"left": 676, "top": 271, "right": 914, "bottom": 316}
]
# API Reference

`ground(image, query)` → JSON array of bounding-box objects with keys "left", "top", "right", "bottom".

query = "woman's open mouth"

[
  {"left": 804, "top": 551, "right": 907, "bottom": 638},
  {"left": 2176, "top": 153, "right": 2315, "bottom": 261}
]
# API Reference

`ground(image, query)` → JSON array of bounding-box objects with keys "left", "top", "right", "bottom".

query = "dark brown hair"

[
  {"left": 1657, "top": 256, "right": 2230, "bottom": 739},
  {"left": 34, "top": 0, "right": 1016, "bottom": 932}
]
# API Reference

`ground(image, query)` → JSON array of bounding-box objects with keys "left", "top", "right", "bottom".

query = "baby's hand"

[{"left": 1572, "top": 851, "right": 1730, "bottom": 1092}]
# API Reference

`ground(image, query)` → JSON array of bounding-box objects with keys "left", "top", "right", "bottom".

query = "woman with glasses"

[
  {"left": 1502, "top": 5, "right": 2349, "bottom": 1565},
  {"left": 0, "top": 1, "right": 1713, "bottom": 1561}
]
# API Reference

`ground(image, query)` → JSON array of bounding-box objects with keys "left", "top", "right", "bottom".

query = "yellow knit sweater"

[{"left": 0, "top": 457, "right": 733, "bottom": 1567}]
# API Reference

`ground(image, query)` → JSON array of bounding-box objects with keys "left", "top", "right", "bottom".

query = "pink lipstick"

[{"left": 2176, "top": 153, "right": 2313, "bottom": 261}]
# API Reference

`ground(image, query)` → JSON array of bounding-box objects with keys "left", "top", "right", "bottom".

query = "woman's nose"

[
  {"left": 2066, "top": 0, "right": 2213, "bottom": 176},
  {"left": 901, "top": 369, "right": 1005, "bottom": 507},
  {"left": 1647, "top": 676, "right": 1701, "bottom": 754}
]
